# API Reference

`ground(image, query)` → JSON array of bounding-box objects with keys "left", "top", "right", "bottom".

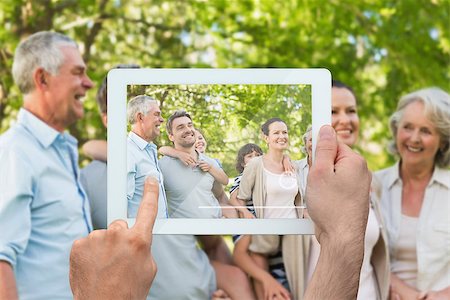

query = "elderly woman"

[{"left": 374, "top": 87, "right": 450, "bottom": 299}]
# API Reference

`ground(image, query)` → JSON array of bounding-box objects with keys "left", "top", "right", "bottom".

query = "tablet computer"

[{"left": 107, "top": 68, "right": 331, "bottom": 234}]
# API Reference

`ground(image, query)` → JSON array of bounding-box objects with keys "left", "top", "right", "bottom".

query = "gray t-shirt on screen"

[{"left": 159, "top": 153, "right": 222, "bottom": 219}]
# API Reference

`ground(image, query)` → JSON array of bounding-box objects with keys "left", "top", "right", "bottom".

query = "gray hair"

[
  {"left": 127, "top": 95, "right": 159, "bottom": 125},
  {"left": 12, "top": 31, "right": 78, "bottom": 94},
  {"left": 300, "top": 125, "right": 312, "bottom": 155},
  {"left": 388, "top": 87, "right": 450, "bottom": 168}
]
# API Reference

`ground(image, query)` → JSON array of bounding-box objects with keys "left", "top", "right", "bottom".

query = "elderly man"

[
  {"left": 126, "top": 95, "right": 168, "bottom": 218},
  {"left": 81, "top": 64, "right": 139, "bottom": 230},
  {"left": 0, "top": 31, "right": 93, "bottom": 299}
]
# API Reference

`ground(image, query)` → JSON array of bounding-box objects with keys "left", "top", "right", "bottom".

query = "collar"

[
  {"left": 387, "top": 160, "right": 450, "bottom": 189},
  {"left": 385, "top": 161, "right": 401, "bottom": 190},
  {"left": 197, "top": 150, "right": 206, "bottom": 160},
  {"left": 18, "top": 108, "right": 77, "bottom": 149},
  {"left": 128, "top": 131, "right": 156, "bottom": 151},
  {"left": 430, "top": 166, "right": 450, "bottom": 189}
]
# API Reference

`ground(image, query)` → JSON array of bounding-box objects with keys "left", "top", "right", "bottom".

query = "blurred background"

[{"left": 0, "top": 0, "right": 448, "bottom": 172}]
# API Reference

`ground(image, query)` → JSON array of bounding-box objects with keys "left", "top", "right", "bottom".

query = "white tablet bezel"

[{"left": 107, "top": 68, "right": 331, "bottom": 234}]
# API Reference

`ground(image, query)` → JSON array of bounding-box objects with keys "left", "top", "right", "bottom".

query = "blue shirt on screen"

[
  {"left": 127, "top": 131, "right": 168, "bottom": 218},
  {"left": 0, "top": 108, "right": 92, "bottom": 299}
]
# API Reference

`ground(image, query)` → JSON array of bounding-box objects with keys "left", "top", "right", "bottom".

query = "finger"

[
  {"left": 132, "top": 176, "right": 159, "bottom": 242},
  {"left": 311, "top": 125, "right": 337, "bottom": 173},
  {"left": 280, "top": 289, "right": 291, "bottom": 299},
  {"left": 418, "top": 291, "right": 428, "bottom": 300},
  {"left": 108, "top": 219, "right": 128, "bottom": 231}
]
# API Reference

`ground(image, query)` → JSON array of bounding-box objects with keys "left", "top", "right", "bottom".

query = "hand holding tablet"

[
  {"left": 70, "top": 177, "right": 159, "bottom": 300},
  {"left": 70, "top": 126, "right": 371, "bottom": 299}
]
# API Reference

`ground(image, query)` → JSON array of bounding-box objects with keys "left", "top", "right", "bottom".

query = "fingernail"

[{"left": 319, "top": 126, "right": 334, "bottom": 140}]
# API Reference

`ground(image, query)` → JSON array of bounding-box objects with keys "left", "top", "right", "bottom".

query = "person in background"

[
  {"left": 231, "top": 143, "right": 292, "bottom": 300},
  {"left": 0, "top": 31, "right": 93, "bottom": 299},
  {"left": 234, "top": 118, "right": 307, "bottom": 300},
  {"left": 307, "top": 80, "right": 390, "bottom": 300},
  {"left": 81, "top": 63, "right": 139, "bottom": 229},
  {"left": 295, "top": 125, "right": 312, "bottom": 199},
  {"left": 228, "top": 143, "right": 263, "bottom": 218},
  {"left": 69, "top": 125, "right": 374, "bottom": 300},
  {"left": 374, "top": 87, "right": 450, "bottom": 300}
]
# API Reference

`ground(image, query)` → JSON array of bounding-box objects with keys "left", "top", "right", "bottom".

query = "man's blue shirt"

[
  {"left": 127, "top": 131, "right": 168, "bottom": 218},
  {"left": 0, "top": 108, "right": 92, "bottom": 299}
]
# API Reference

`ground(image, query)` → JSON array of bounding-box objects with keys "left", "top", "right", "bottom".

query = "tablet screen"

[{"left": 108, "top": 69, "right": 330, "bottom": 234}]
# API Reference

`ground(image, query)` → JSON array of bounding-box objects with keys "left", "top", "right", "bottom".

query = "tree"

[{"left": 1, "top": 0, "right": 448, "bottom": 170}]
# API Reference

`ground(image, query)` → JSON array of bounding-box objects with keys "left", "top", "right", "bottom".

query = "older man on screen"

[{"left": 0, "top": 31, "right": 93, "bottom": 299}]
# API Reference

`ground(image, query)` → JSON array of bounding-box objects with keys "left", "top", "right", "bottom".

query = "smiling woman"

[
  {"left": 375, "top": 87, "right": 450, "bottom": 299},
  {"left": 233, "top": 117, "right": 307, "bottom": 299},
  {"left": 331, "top": 80, "right": 360, "bottom": 147}
]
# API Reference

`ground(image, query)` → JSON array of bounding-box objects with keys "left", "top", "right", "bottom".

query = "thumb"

[{"left": 312, "top": 125, "right": 338, "bottom": 174}]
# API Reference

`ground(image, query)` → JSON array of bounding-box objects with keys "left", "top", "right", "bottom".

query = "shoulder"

[
  {"left": 372, "top": 164, "right": 399, "bottom": 200},
  {"left": 159, "top": 155, "right": 177, "bottom": 166},
  {"left": 373, "top": 164, "right": 397, "bottom": 181},
  {"left": 434, "top": 166, "right": 450, "bottom": 189},
  {"left": 159, "top": 155, "right": 175, "bottom": 162},
  {"left": 199, "top": 153, "right": 217, "bottom": 165},
  {"left": 245, "top": 156, "right": 263, "bottom": 170},
  {"left": 0, "top": 126, "right": 41, "bottom": 168},
  {"left": 126, "top": 136, "right": 141, "bottom": 154},
  {"left": 295, "top": 158, "right": 307, "bottom": 168},
  {"left": 81, "top": 160, "right": 107, "bottom": 175},
  {"left": 0, "top": 125, "right": 35, "bottom": 150}
]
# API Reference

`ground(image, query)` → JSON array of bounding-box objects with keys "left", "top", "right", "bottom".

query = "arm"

[
  {"left": 233, "top": 236, "right": 290, "bottom": 300},
  {"left": 212, "top": 182, "right": 237, "bottom": 218},
  {"left": 294, "top": 192, "right": 305, "bottom": 218},
  {"left": 0, "top": 149, "right": 32, "bottom": 300},
  {"left": 282, "top": 154, "right": 295, "bottom": 174},
  {"left": 420, "top": 286, "right": 450, "bottom": 300},
  {"left": 230, "top": 189, "right": 255, "bottom": 219},
  {"left": 389, "top": 273, "right": 422, "bottom": 299},
  {"left": 126, "top": 153, "right": 136, "bottom": 202},
  {"left": 197, "top": 235, "right": 232, "bottom": 264},
  {"left": 304, "top": 126, "right": 371, "bottom": 300},
  {"left": 70, "top": 178, "right": 158, "bottom": 299},
  {"left": 158, "top": 146, "right": 197, "bottom": 166},
  {"left": 82, "top": 140, "right": 107, "bottom": 162},
  {"left": 237, "top": 160, "right": 257, "bottom": 202},
  {"left": 197, "top": 160, "right": 229, "bottom": 185},
  {"left": 0, "top": 261, "right": 18, "bottom": 300}
]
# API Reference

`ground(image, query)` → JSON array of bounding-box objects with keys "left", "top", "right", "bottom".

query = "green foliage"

[
  {"left": 1, "top": 0, "right": 448, "bottom": 171},
  {"left": 129, "top": 84, "right": 311, "bottom": 176}
]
